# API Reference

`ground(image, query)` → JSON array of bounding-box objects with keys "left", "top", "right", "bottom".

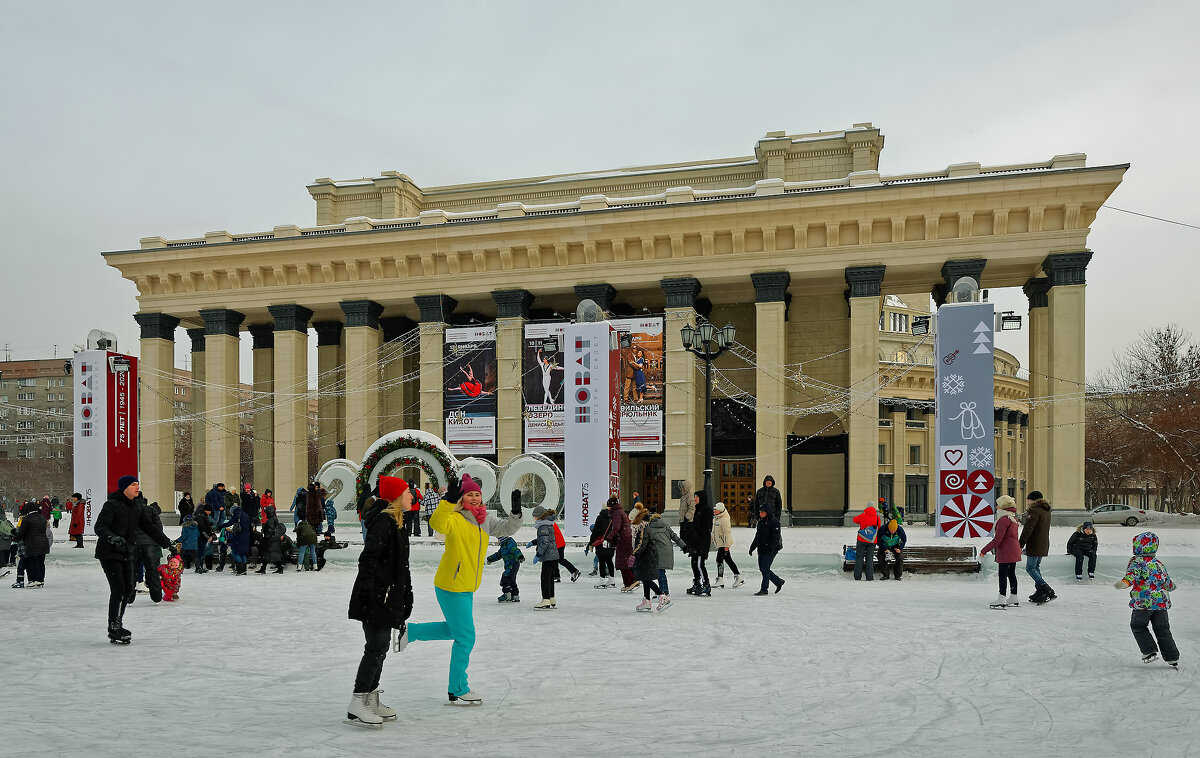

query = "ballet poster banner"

[
  {"left": 444, "top": 325, "right": 497, "bottom": 455},
  {"left": 522, "top": 323, "right": 567, "bottom": 452},
  {"left": 934, "top": 301, "right": 996, "bottom": 538},
  {"left": 609, "top": 317, "right": 665, "bottom": 453}
]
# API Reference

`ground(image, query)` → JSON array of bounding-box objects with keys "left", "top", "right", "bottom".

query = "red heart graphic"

[{"left": 944, "top": 450, "right": 963, "bottom": 466}]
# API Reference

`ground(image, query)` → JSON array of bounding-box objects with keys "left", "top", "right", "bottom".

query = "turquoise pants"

[{"left": 407, "top": 587, "right": 476, "bottom": 696}]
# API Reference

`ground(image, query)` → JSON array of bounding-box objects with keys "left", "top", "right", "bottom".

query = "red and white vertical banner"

[
  {"left": 73, "top": 350, "right": 139, "bottom": 535},
  {"left": 563, "top": 323, "right": 620, "bottom": 537}
]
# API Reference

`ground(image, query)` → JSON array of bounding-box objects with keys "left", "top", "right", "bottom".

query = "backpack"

[
  {"left": 0, "top": 519, "right": 12, "bottom": 539},
  {"left": 46, "top": 525, "right": 55, "bottom": 546}
]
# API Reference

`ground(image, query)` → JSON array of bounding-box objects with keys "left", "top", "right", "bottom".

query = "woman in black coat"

[
  {"left": 13, "top": 501, "right": 50, "bottom": 587},
  {"left": 95, "top": 476, "right": 171, "bottom": 643},
  {"left": 346, "top": 490, "right": 413, "bottom": 727},
  {"left": 589, "top": 506, "right": 613, "bottom": 584},
  {"left": 748, "top": 504, "right": 784, "bottom": 595},
  {"left": 685, "top": 490, "right": 714, "bottom": 595},
  {"left": 255, "top": 506, "right": 287, "bottom": 574}
]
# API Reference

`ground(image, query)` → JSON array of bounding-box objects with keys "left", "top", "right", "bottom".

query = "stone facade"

[{"left": 106, "top": 126, "right": 1126, "bottom": 517}]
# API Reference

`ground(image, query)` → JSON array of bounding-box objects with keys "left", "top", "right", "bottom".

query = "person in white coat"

[{"left": 711, "top": 502, "right": 743, "bottom": 588}]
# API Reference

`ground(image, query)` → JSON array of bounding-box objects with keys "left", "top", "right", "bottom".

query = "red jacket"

[
  {"left": 69, "top": 501, "right": 86, "bottom": 536},
  {"left": 553, "top": 523, "right": 566, "bottom": 549},
  {"left": 981, "top": 512, "right": 1021, "bottom": 563},
  {"left": 853, "top": 507, "right": 880, "bottom": 544}
]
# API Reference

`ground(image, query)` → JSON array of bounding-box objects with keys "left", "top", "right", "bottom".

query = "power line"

[{"left": 1103, "top": 205, "right": 1200, "bottom": 231}]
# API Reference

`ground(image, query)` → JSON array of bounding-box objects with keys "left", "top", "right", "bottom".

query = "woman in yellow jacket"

[{"left": 395, "top": 473, "right": 521, "bottom": 705}]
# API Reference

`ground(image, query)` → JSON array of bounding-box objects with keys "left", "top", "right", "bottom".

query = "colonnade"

[{"left": 134, "top": 253, "right": 1091, "bottom": 512}]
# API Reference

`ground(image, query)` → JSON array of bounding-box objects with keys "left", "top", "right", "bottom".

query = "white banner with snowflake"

[{"left": 934, "top": 302, "right": 996, "bottom": 537}]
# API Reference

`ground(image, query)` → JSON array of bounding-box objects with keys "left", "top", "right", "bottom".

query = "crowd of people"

[{"left": 1, "top": 464, "right": 1182, "bottom": 722}]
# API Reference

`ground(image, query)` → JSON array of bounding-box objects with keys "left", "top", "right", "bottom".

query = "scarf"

[{"left": 460, "top": 503, "right": 487, "bottom": 525}]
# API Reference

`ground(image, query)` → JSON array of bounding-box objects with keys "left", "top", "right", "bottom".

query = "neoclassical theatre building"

[{"left": 105, "top": 124, "right": 1125, "bottom": 523}]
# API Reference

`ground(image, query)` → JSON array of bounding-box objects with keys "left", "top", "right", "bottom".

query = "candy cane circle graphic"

[{"left": 937, "top": 494, "right": 995, "bottom": 538}]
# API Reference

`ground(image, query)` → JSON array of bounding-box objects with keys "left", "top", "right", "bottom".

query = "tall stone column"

[
  {"left": 314, "top": 321, "right": 344, "bottom": 464},
  {"left": 1023, "top": 277, "right": 1051, "bottom": 496},
  {"left": 846, "top": 265, "right": 885, "bottom": 513},
  {"left": 493, "top": 289, "right": 534, "bottom": 466},
  {"left": 247, "top": 324, "right": 275, "bottom": 493},
  {"left": 890, "top": 403, "right": 907, "bottom": 514},
  {"left": 198, "top": 308, "right": 244, "bottom": 491},
  {"left": 268, "top": 304, "right": 312, "bottom": 492},
  {"left": 187, "top": 328, "right": 206, "bottom": 494},
  {"left": 751, "top": 272, "right": 790, "bottom": 505},
  {"left": 381, "top": 316, "right": 418, "bottom": 436},
  {"left": 661, "top": 278, "right": 701, "bottom": 507},
  {"left": 1043, "top": 252, "right": 1092, "bottom": 508},
  {"left": 134, "top": 313, "right": 180, "bottom": 507},
  {"left": 340, "top": 300, "right": 384, "bottom": 461},
  {"left": 415, "top": 295, "right": 456, "bottom": 439}
]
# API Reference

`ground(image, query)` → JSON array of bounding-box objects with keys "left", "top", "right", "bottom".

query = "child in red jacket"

[{"left": 159, "top": 552, "right": 184, "bottom": 601}]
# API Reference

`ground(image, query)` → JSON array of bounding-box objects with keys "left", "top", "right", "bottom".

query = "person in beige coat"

[{"left": 711, "top": 502, "right": 743, "bottom": 588}]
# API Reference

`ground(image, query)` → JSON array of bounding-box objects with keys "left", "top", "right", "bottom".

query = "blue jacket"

[
  {"left": 324, "top": 501, "right": 337, "bottom": 528},
  {"left": 487, "top": 536, "right": 525, "bottom": 571},
  {"left": 291, "top": 488, "right": 306, "bottom": 525},
  {"left": 179, "top": 520, "right": 199, "bottom": 551},
  {"left": 204, "top": 486, "right": 226, "bottom": 514},
  {"left": 879, "top": 525, "right": 907, "bottom": 550},
  {"left": 218, "top": 506, "right": 252, "bottom": 554}
]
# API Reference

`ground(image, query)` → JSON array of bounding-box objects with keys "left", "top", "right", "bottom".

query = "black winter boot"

[
  {"left": 272, "top": 563, "right": 284, "bottom": 574},
  {"left": 217, "top": 555, "right": 227, "bottom": 572}
]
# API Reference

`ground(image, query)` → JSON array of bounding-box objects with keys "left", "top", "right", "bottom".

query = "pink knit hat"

[{"left": 459, "top": 474, "right": 482, "bottom": 495}]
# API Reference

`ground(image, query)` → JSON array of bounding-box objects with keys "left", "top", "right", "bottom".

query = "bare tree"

[{"left": 1090, "top": 325, "right": 1200, "bottom": 513}]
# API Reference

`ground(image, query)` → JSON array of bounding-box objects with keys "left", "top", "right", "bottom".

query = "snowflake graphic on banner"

[
  {"left": 969, "top": 446, "right": 993, "bottom": 469},
  {"left": 942, "top": 373, "right": 965, "bottom": 396}
]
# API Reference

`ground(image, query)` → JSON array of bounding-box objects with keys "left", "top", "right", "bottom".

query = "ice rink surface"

[{"left": 5, "top": 523, "right": 1198, "bottom": 757}]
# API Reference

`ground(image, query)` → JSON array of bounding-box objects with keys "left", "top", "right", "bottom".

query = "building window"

[
  {"left": 909, "top": 445, "right": 921, "bottom": 465},
  {"left": 17, "top": 421, "right": 34, "bottom": 430},
  {"left": 0, "top": 395, "right": 6, "bottom": 403},
  {"left": 879, "top": 444, "right": 887, "bottom": 464},
  {"left": 17, "top": 392, "right": 35, "bottom": 401},
  {"left": 16, "top": 378, "right": 34, "bottom": 388}
]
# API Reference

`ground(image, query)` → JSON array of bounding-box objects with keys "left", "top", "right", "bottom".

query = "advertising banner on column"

[
  {"left": 522, "top": 322, "right": 566, "bottom": 452},
  {"left": 609, "top": 317, "right": 665, "bottom": 452},
  {"left": 72, "top": 350, "right": 139, "bottom": 535},
  {"left": 443, "top": 325, "right": 497, "bottom": 455},
  {"left": 563, "top": 322, "right": 620, "bottom": 537},
  {"left": 934, "top": 302, "right": 996, "bottom": 538}
]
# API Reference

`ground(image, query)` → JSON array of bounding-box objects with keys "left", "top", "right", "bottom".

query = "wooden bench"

[{"left": 841, "top": 544, "right": 980, "bottom": 574}]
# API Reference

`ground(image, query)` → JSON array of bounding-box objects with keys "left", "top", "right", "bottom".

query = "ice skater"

[
  {"left": 531, "top": 505, "right": 559, "bottom": 609},
  {"left": 393, "top": 473, "right": 522, "bottom": 706},
  {"left": 1020, "top": 491, "right": 1055, "bottom": 604},
  {"left": 94, "top": 476, "right": 172, "bottom": 644},
  {"left": 487, "top": 535, "right": 524, "bottom": 603},
  {"left": 1116, "top": 532, "right": 1179, "bottom": 668},
  {"left": 632, "top": 515, "right": 663, "bottom": 611},
  {"left": 345, "top": 476, "right": 413, "bottom": 727},
  {"left": 981, "top": 496, "right": 1021, "bottom": 608},
  {"left": 711, "top": 501, "right": 743, "bottom": 588},
  {"left": 158, "top": 551, "right": 183, "bottom": 601}
]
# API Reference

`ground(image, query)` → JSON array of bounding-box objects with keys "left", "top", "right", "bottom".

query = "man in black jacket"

[
  {"left": 95, "top": 475, "right": 171, "bottom": 644},
  {"left": 753, "top": 476, "right": 783, "bottom": 522},
  {"left": 12, "top": 501, "right": 50, "bottom": 588},
  {"left": 1067, "top": 521, "right": 1099, "bottom": 582},
  {"left": 193, "top": 506, "right": 217, "bottom": 573}
]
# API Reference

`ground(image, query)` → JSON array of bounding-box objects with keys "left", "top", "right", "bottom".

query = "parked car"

[{"left": 1088, "top": 503, "right": 1150, "bottom": 526}]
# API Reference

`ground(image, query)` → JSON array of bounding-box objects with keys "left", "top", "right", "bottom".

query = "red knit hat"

[{"left": 378, "top": 476, "right": 408, "bottom": 503}]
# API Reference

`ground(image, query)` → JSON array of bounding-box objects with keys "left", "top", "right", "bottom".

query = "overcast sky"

[{"left": 2, "top": 1, "right": 1196, "bottom": 383}]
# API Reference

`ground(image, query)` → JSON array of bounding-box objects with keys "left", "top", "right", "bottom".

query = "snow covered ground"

[{"left": 5, "top": 521, "right": 1199, "bottom": 757}]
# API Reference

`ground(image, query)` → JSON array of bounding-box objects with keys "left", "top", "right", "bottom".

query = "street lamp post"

[{"left": 680, "top": 320, "right": 737, "bottom": 511}]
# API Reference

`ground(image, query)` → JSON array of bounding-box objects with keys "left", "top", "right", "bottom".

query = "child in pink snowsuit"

[{"left": 159, "top": 554, "right": 183, "bottom": 601}]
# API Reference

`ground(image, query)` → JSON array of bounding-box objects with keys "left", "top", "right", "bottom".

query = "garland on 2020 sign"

[{"left": 355, "top": 433, "right": 459, "bottom": 503}]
